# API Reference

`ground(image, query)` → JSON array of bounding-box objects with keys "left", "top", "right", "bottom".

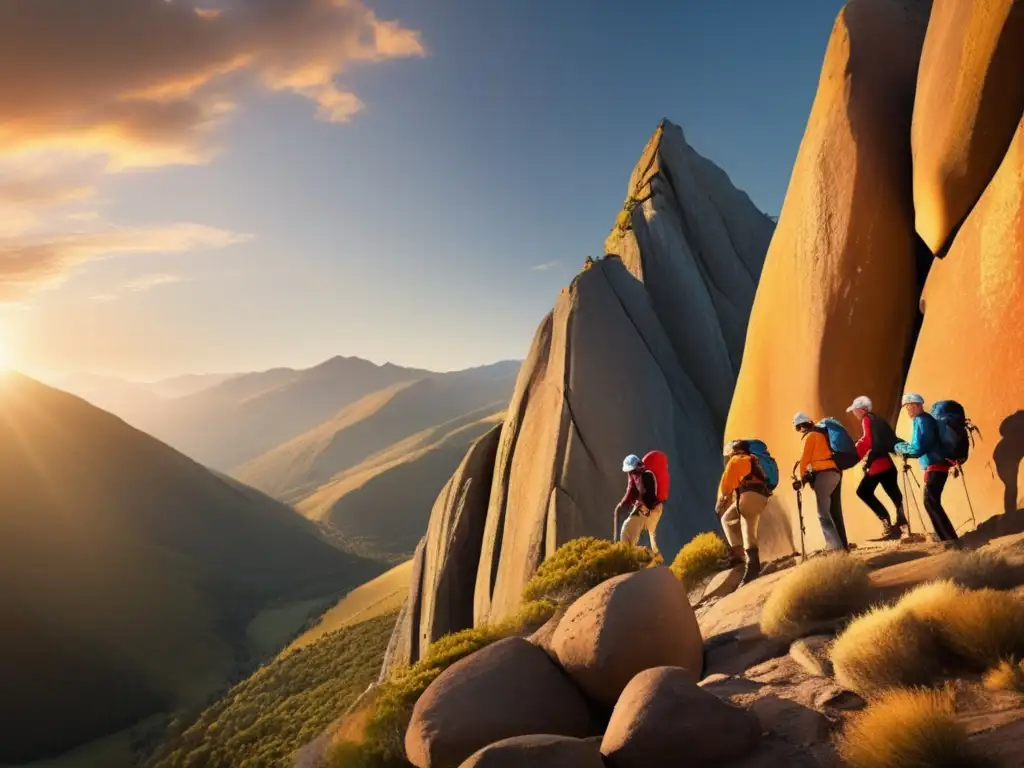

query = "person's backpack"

[
  {"left": 642, "top": 450, "right": 671, "bottom": 503},
  {"left": 743, "top": 439, "right": 779, "bottom": 492},
  {"left": 866, "top": 412, "right": 899, "bottom": 462},
  {"left": 930, "top": 400, "right": 977, "bottom": 465},
  {"left": 816, "top": 417, "right": 859, "bottom": 470}
]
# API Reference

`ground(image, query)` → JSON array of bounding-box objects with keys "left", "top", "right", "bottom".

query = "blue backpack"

[
  {"left": 817, "top": 417, "right": 859, "bottom": 470},
  {"left": 743, "top": 439, "right": 779, "bottom": 492},
  {"left": 930, "top": 400, "right": 975, "bottom": 464}
]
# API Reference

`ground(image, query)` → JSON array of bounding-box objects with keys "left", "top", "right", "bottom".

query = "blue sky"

[{"left": 2, "top": 0, "right": 843, "bottom": 380}]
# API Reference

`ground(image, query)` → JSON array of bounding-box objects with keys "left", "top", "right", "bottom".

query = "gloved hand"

[{"left": 791, "top": 479, "right": 802, "bottom": 492}]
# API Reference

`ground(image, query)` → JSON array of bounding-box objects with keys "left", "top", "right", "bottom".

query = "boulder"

[
  {"left": 404, "top": 637, "right": 594, "bottom": 768},
  {"left": 912, "top": 0, "right": 1024, "bottom": 254},
  {"left": 600, "top": 666, "right": 760, "bottom": 767},
  {"left": 898, "top": 116, "right": 1024, "bottom": 533},
  {"left": 551, "top": 567, "right": 703, "bottom": 706},
  {"left": 725, "top": 0, "right": 933, "bottom": 556},
  {"left": 459, "top": 735, "right": 605, "bottom": 768}
]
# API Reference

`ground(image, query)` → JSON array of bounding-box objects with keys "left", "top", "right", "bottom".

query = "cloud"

[
  {"left": 0, "top": 0, "right": 425, "bottom": 168},
  {"left": 89, "top": 293, "right": 117, "bottom": 303},
  {"left": 0, "top": 224, "right": 249, "bottom": 301},
  {"left": 122, "top": 273, "right": 191, "bottom": 292},
  {"left": 530, "top": 260, "right": 562, "bottom": 272}
]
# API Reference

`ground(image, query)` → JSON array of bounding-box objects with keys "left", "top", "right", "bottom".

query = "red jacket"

[{"left": 856, "top": 414, "right": 895, "bottom": 476}]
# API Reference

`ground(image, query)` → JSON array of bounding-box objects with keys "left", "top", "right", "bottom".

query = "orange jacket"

[
  {"left": 718, "top": 455, "right": 763, "bottom": 498},
  {"left": 799, "top": 430, "right": 838, "bottom": 476}
]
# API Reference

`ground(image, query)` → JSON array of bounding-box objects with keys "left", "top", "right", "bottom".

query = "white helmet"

[
  {"left": 902, "top": 392, "right": 925, "bottom": 406},
  {"left": 793, "top": 412, "right": 813, "bottom": 428},
  {"left": 622, "top": 454, "right": 641, "bottom": 472},
  {"left": 846, "top": 395, "right": 872, "bottom": 413}
]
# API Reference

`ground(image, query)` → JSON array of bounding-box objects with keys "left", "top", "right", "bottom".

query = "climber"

[
  {"left": 614, "top": 454, "right": 662, "bottom": 556},
  {"left": 895, "top": 393, "right": 958, "bottom": 542},
  {"left": 716, "top": 440, "right": 770, "bottom": 584},
  {"left": 793, "top": 412, "right": 847, "bottom": 552},
  {"left": 847, "top": 395, "right": 908, "bottom": 539}
]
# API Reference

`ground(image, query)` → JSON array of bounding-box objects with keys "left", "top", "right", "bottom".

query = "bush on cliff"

[
  {"left": 760, "top": 553, "right": 872, "bottom": 639},
  {"left": 522, "top": 537, "right": 655, "bottom": 605},
  {"left": 670, "top": 532, "right": 728, "bottom": 591}
]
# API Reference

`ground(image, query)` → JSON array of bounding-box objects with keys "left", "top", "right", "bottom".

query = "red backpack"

[{"left": 642, "top": 450, "right": 670, "bottom": 503}]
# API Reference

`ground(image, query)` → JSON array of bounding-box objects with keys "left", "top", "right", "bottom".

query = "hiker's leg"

[
  {"left": 620, "top": 511, "right": 645, "bottom": 546},
  {"left": 856, "top": 472, "right": 891, "bottom": 523},
  {"left": 879, "top": 467, "right": 907, "bottom": 525},
  {"left": 738, "top": 492, "right": 767, "bottom": 550},
  {"left": 831, "top": 476, "right": 848, "bottom": 548},
  {"left": 720, "top": 502, "right": 744, "bottom": 549},
  {"left": 645, "top": 505, "right": 663, "bottom": 555},
  {"left": 813, "top": 471, "right": 845, "bottom": 550},
  {"left": 924, "top": 471, "right": 958, "bottom": 541}
]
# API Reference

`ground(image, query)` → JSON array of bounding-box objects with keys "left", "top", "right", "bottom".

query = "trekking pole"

[
  {"left": 953, "top": 463, "right": 978, "bottom": 531},
  {"left": 902, "top": 458, "right": 927, "bottom": 535},
  {"left": 792, "top": 462, "right": 806, "bottom": 561}
]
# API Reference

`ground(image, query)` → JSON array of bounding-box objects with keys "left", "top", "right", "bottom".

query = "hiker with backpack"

[
  {"left": 847, "top": 395, "right": 908, "bottom": 540},
  {"left": 895, "top": 393, "right": 959, "bottom": 542},
  {"left": 716, "top": 440, "right": 776, "bottom": 584},
  {"left": 793, "top": 412, "right": 848, "bottom": 551},
  {"left": 614, "top": 452, "right": 668, "bottom": 556}
]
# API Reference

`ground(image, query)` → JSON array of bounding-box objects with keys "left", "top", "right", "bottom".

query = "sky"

[{"left": 0, "top": 0, "right": 844, "bottom": 382}]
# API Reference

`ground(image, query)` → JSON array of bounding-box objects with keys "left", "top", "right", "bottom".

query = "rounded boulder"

[
  {"left": 550, "top": 566, "right": 703, "bottom": 706},
  {"left": 600, "top": 666, "right": 760, "bottom": 767},
  {"left": 404, "top": 637, "right": 594, "bottom": 768},
  {"left": 459, "top": 735, "right": 605, "bottom": 768}
]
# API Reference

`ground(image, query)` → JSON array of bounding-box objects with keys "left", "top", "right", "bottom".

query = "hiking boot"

[
  {"left": 728, "top": 546, "right": 745, "bottom": 567},
  {"left": 740, "top": 548, "right": 761, "bottom": 585},
  {"left": 894, "top": 506, "right": 909, "bottom": 529},
  {"left": 882, "top": 520, "right": 901, "bottom": 540}
]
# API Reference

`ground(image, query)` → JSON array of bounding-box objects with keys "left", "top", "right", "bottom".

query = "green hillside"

[
  {"left": 147, "top": 612, "right": 398, "bottom": 768},
  {"left": 0, "top": 373, "right": 381, "bottom": 764}
]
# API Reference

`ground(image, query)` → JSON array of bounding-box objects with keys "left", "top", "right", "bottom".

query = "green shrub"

[
  {"left": 760, "top": 553, "right": 872, "bottom": 639},
  {"left": 671, "top": 532, "right": 727, "bottom": 590},
  {"left": 522, "top": 537, "right": 654, "bottom": 606}
]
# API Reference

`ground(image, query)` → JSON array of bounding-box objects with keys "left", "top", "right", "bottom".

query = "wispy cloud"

[
  {"left": 0, "top": 224, "right": 249, "bottom": 301},
  {"left": 531, "top": 260, "right": 562, "bottom": 272},
  {"left": 89, "top": 293, "right": 117, "bottom": 303},
  {"left": 122, "top": 273, "right": 190, "bottom": 293}
]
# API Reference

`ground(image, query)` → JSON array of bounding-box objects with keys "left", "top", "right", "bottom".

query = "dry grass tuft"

[
  {"left": 983, "top": 659, "right": 1024, "bottom": 694},
  {"left": 941, "top": 549, "right": 1020, "bottom": 591},
  {"left": 837, "top": 687, "right": 992, "bottom": 768},
  {"left": 670, "top": 531, "right": 728, "bottom": 590},
  {"left": 760, "top": 553, "right": 872, "bottom": 639},
  {"left": 522, "top": 537, "right": 654, "bottom": 606},
  {"left": 830, "top": 603, "right": 944, "bottom": 697}
]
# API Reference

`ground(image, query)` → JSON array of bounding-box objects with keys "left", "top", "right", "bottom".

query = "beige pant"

[
  {"left": 720, "top": 491, "right": 768, "bottom": 550},
  {"left": 620, "top": 504, "right": 663, "bottom": 554}
]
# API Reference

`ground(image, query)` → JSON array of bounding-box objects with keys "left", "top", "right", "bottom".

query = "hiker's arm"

[
  {"left": 718, "top": 457, "right": 742, "bottom": 498},
  {"left": 797, "top": 435, "right": 814, "bottom": 478},
  {"left": 895, "top": 419, "right": 923, "bottom": 457},
  {"left": 619, "top": 480, "right": 637, "bottom": 508},
  {"left": 856, "top": 416, "right": 872, "bottom": 459},
  {"left": 640, "top": 472, "right": 659, "bottom": 509}
]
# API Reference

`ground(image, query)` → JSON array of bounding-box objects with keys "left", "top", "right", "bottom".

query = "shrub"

[
  {"left": 760, "top": 553, "right": 872, "bottom": 639},
  {"left": 941, "top": 549, "right": 1019, "bottom": 591},
  {"left": 837, "top": 687, "right": 992, "bottom": 768},
  {"left": 670, "top": 532, "right": 727, "bottom": 591},
  {"left": 521, "top": 538, "right": 654, "bottom": 606},
  {"left": 921, "top": 587, "right": 1024, "bottom": 669},
  {"left": 983, "top": 659, "right": 1024, "bottom": 694}
]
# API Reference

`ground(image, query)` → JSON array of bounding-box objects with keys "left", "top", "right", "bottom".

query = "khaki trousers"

[
  {"left": 720, "top": 491, "right": 768, "bottom": 550},
  {"left": 620, "top": 504, "right": 663, "bottom": 555}
]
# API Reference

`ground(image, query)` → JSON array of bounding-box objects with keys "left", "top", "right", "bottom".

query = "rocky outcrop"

[
  {"left": 898, "top": 117, "right": 1024, "bottom": 530},
  {"left": 600, "top": 667, "right": 761, "bottom": 768},
  {"left": 912, "top": 0, "right": 1024, "bottom": 254},
  {"left": 387, "top": 120, "right": 773, "bottom": 663},
  {"left": 550, "top": 567, "right": 703, "bottom": 707},
  {"left": 460, "top": 735, "right": 605, "bottom": 768},
  {"left": 404, "top": 637, "right": 594, "bottom": 768},
  {"left": 726, "top": 0, "right": 933, "bottom": 555}
]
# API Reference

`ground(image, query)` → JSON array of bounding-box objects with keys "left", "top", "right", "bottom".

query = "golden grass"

[
  {"left": 837, "top": 687, "right": 992, "bottom": 768},
  {"left": 941, "top": 549, "right": 1020, "bottom": 591},
  {"left": 760, "top": 553, "right": 872, "bottom": 639},
  {"left": 670, "top": 532, "right": 728, "bottom": 590},
  {"left": 983, "top": 659, "right": 1024, "bottom": 694},
  {"left": 832, "top": 581, "right": 1024, "bottom": 696},
  {"left": 521, "top": 537, "right": 655, "bottom": 605}
]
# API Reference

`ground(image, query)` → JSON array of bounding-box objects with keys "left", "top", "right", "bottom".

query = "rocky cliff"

[
  {"left": 729, "top": 0, "right": 1024, "bottom": 553},
  {"left": 385, "top": 121, "right": 775, "bottom": 669}
]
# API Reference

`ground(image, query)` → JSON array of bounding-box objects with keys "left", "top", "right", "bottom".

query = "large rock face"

[
  {"left": 898, "top": 117, "right": 1024, "bottom": 531},
  {"left": 912, "top": 0, "right": 1024, "bottom": 255},
  {"left": 726, "top": 0, "right": 932, "bottom": 556},
  {"left": 386, "top": 120, "right": 774, "bottom": 666}
]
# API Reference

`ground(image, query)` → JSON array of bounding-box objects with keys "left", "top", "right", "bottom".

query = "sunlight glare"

[{"left": 0, "top": 327, "right": 14, "bottom": 371}]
